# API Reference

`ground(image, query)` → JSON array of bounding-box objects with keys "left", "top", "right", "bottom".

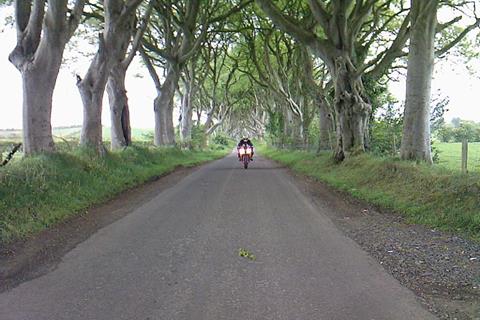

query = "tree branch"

[
  {"left": 209, "top": 0, "right": 254, "bottom": 23},
  {"left": 67, "top": 0, "right": 86, "bottom": 41},
  {"left": 436, "top": 18, "right": 480, "bottom": 57},
  {"left": 121, "top": 0, "right": 145, "bottom": 20},
  {"left": 255, "top": 0, "right": 317, "bottom": 46},
  {"left": 123, "top": 0, "right": 153, "bottom": 68},
  {"left": 139, "top": 45, "right": 162, "bottom": 91},
  {"left": 363, "top": 11, "right": 411, "bottom": 79},
  {"left": 307, "top": 0, "right": 330, "bottom": 31}
]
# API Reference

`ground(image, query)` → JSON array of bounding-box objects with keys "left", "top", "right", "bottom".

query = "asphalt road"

[{"left": 0, "top": 154, "right": 436, "bottom": 320}]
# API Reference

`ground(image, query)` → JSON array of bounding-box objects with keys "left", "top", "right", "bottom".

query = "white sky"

[
  {"left": 0, "top": 6, "right": 158, "bottom": 130},
  {"left": 388, "top": 57, "right": 480, "bottom": 122},
  {"left": 1, "top": 6, "right": 480, "bottom": 130}
]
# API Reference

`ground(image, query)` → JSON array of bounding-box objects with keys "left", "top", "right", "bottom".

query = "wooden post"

[
  {"left": 462, "top": 139, "right": 468, "bottom": 173},
  {"left": 393, "top": 134, "right": 397, "bottom": 156}
]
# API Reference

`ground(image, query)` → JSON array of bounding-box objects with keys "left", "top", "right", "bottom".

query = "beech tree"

[
  {"left": 141, "top": 0, "right": 252, "bottom": 146},
  {"left": 255, "top": 0, "right": 410, "bottom": 161},
  {"left": 9, "top": 0, "right": 85, "bottom": 155},
  {"left": 199, "top": 33, "right": 238, "bottom": 137},
  {"left": 229, "top": 8, "right": 332, "bottom": 148},
  {"left": 141, "top": 0, "right": 207, "bottom": 146},
  {"left": 179, "top": 57, "right": 204, "bottom": 144},
  {"left": 77, "top": 0, "right": 144, "bottom": 151},
  {"left": 400, "top": 0, "right": 437, "bottom": 163},
  {"left": 400, "top": 0, "right": 480, "bottom": 163},
  {"left": 302, "top": 51, "right": 334, "bottom": 151},
  {"left": 106, "top": 2, "right": 152, "bottom": 150}
]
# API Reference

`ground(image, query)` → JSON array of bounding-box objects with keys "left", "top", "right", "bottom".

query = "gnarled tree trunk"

[
  {"left": 107, "top": 65, "right": 131, "bottom": 149},
  {"left": 106, "top": 2, "right": 152, "bottom": 150},
  {"left": 180, "top": 78, "right": 193, "bottom": 143},
  {"left": 255, "top": 0, "right": 408, "bottom": 161},
  {"left": 78, "top": 40, "right": 109, "bottom": 150},
  {"left": 78, "top": 0, "right": 141, "bottom": 151},
  {"left": 400, "top": 0, "right": 438, "bottom": 164},
  {"left": 154, "top": 66, "right": 179, "bottom": 146},
  {"left": 180, "top": 58, "right": 199, "bottom": 145},
  {"left": 332, "top": 56, "right": 371, "bottom": 162},
  {"left": 318, "top": 99, "right": 334, "bottom": 151}
]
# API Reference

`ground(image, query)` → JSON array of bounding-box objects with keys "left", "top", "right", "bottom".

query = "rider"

[{"left": 237, "top": 137, "right": 254, "bottom": 161}]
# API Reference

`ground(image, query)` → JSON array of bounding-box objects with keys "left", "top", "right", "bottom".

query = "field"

[
  {"left": 0, "top": 127, "right": 154, "bottom": 159},
  {"left": 0, "top": 127, "right": 154, "bottom": 141},
  {"left": 435, "top": 142, "right": 480, "bottom": 172}
]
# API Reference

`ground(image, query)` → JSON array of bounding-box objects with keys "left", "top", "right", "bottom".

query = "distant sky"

[
  {"left": 0, "top": 6, "right": 158, "bottom": 130},
  {"left": 1, "top": 6, "right": 480, "bottom": 130},
  {"left": 388, "top": 57, "right": 480, "bottom": 122}
]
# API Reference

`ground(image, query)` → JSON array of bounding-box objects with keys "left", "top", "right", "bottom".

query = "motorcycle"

[{"left": 237, "top": 145, "right": 253, "bottom": 169}]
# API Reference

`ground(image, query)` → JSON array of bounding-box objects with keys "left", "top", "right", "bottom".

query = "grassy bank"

[
  {"left": 0, "top": 145, "right": 229, "bottom": 243},
  {"left": 260, "top": 146, "right": 480, "bottom": 240}
]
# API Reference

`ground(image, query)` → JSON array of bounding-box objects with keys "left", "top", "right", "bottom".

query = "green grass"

[
  {"left": 435, "top": 142, "right": 480, "bottom": 172},
  {"left": 0, "top": 144, "right": 229, "bottom": 243},
  {"left": 260, "top": 146, "right": 480, "bottom": 240},
  {"left": 0, "top": 127, "right": 155, "bottom": 142},
  {"left": 0, "top": 127, "right": 156, "bottom": 160}
]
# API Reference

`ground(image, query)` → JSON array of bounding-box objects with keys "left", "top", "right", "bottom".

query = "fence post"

[{"left": 462, "top": 139, "right": 468, "bottom": 173}]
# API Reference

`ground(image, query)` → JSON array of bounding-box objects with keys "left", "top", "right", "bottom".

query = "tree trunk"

[
  {"left": 400, "top": 0, "right": 438, "bottom": 164},
  {"left": 154, "top": 98, "right": 176, "bottom": 146},
  {"left": 255, "top": 0, "right": 379, "bottom": 161},
  {"left": 154, "top": 67, "right": 179, "bottom": 146},
  {"left": 19, "top": 47, "right": 62, "bottom": 154},
  {"left": 283, "top": 106, "right": 293, "bottom": 145},
  {"left": 295, "top": 96, "right": 306, "bottom": 148},
  {"left": 180, "top": 78, "right": 193, "bottom": 144},
  {"left": 9, "top": 0, "right": 85, "bottom": 155},
  {"left": 78, "top": 43, "right": 109, "bottom": 150},
  {"left": 318, "top": 99, "right": 334, "bottom": 151},
  {"left": 292, "top": 115, "right": 303, "bottom": 147},
  {"left": 204, "top": 101, "right": 217, "bottom": 131},
  {"left": 105, "top": 2, "right": 152, "bottom": 150},
  {"left": 79, "top": 1, "right": 139, "bottom": 152},
  {"left": 332, "top": 56, "right": 371, "bottom": 162},
  {"left": 107, "top": 65, "right": 131, "bottom": 149}
]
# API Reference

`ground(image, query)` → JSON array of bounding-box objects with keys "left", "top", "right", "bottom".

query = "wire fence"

[
  {"left": 270, "top": 142, "right": 321, "bottom": 153},
  {"left": 435, "top": 141, "right": 480, "bottom": 173}
]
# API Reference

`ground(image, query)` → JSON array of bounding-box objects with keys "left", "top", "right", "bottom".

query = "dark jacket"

[{"left": 237, "top": 138, "right": 253, "bottom": 147}]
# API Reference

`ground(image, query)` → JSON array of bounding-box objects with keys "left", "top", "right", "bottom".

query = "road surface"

[{"left": 0, "top": 154, "right": 436, "bottom": 319}]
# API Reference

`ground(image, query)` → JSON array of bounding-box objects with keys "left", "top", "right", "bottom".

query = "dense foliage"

[{"left": 437, "top": 121, "right": 480, "bottom": 142}]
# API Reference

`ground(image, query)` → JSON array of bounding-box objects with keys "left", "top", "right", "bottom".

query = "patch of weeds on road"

[{"left": 238, "top": 248, "right": 256, "bottom": 261}]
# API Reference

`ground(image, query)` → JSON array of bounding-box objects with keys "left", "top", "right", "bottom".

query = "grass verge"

[
  {"left": 0, "top": 145, "right": 229, "bottom": 244},
  {"left": 259, "top": 145, "right": 480, "bottom": 240}
]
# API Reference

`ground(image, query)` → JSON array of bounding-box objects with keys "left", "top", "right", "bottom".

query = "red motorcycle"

[{"left": 237, "top": 145, "right": 253, "bottom": 169}]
